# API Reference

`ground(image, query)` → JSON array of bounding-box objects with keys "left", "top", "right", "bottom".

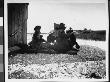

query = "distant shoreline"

[
  {"left": 27, "top": 30, "right": 106, "bottom": 41},
  {"left": 74, "top": 30, "right": 106, "bottom": 41}
]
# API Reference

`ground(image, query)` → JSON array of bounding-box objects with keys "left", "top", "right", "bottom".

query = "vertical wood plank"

[{"left": 8, "top": 3, "right": 29, "bottom": 47}]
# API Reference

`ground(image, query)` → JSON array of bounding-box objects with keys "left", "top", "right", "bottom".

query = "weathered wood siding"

[{"left": 8, "top": 3, "right": 29, "bottom": 47}]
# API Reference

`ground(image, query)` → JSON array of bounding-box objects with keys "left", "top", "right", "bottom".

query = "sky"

[{"left": 25, "top": 0, "right": 108, "bottom": 33}]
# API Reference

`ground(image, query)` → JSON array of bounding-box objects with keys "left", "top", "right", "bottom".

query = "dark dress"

[{"left": 69, "top": 32, "right": 80, "bottom": 49}]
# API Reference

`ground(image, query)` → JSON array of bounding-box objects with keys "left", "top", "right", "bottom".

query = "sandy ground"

[
  {"left": 8, "top": 60, "right": 106, "bottom": 79},
  {"left": 76, "top": 39, "right": 107, "bottom": 51},
  {"left": 8, "top": 45, "right": 106, "bottom": 79}
]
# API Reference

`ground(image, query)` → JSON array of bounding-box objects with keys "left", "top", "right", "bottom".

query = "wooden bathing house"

[{"left": 8, "top": 3, "right": 29, "bottom": 48}]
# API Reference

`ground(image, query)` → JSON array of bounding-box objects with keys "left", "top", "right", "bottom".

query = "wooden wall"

[{"left": 8, "top": 3, "right": 29, "bottom": 47}]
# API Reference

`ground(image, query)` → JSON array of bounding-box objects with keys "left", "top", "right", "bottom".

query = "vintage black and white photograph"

[{"left": 5, "top": 0, "right": 109, "bottom": 81}]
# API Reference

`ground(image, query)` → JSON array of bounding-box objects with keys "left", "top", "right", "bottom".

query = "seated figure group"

[{"left": 29, "top": 23, "right": 80, "bottom": 53}]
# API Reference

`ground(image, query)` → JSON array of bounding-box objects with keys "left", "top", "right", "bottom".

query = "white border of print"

[{"left": 4, "top": 0, "right": 109, "bottom": 82}]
